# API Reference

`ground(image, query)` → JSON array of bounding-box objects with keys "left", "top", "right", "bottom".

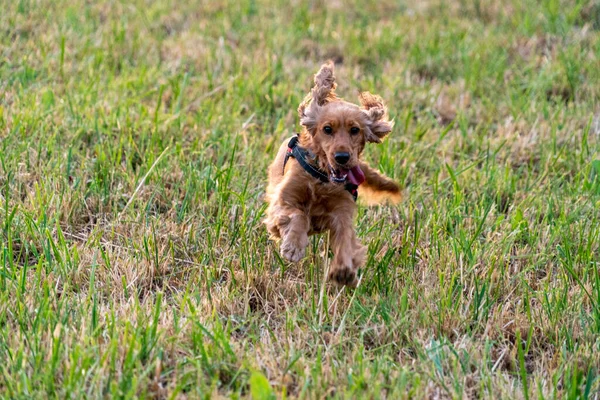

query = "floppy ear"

[
  {"left": 298, "top": 61, "right": 338, "bottom": 134},
  {"left": 359, "top": 92, "right": 394, "bottom": 143}
]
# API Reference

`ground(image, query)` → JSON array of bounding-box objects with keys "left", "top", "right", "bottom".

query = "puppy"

[{"left": 264, "top": 61, "right": 401, "bottom": 286}]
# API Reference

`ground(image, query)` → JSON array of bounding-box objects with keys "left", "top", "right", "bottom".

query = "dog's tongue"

[{"left": 346, "top": 165, "right": 365, "bottom": 186}]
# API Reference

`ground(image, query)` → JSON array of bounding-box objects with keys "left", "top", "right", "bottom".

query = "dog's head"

[{"left": 298, "top": 61, "right": 393, "bottom": 184}]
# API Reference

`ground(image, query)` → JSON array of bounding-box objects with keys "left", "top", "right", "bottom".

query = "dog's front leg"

[
  {"left": 279, "top": 211, "right": 310, "bottom": 262},
  {"left": 328, "top": 217, "right": 366, "bottom": 287}
]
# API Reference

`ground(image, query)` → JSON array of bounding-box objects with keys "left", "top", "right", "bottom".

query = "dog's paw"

[
  {"left": 328, "top": 265, "right": 358, "bottom": 287},
  {"left": 280, "top": 239, "right": 305, "bottom": 262}
]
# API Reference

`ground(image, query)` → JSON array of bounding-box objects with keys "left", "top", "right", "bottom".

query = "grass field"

[{"left": 1, "top": 0, "right": 600, "bottom": 398}]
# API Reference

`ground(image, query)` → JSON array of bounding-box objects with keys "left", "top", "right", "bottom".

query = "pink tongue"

[{"left": 346, "top": 165, "right": 365, "bottom": 186}]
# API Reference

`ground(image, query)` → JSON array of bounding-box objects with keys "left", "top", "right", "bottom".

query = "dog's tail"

[{"left": 358, "top": 162, "right": 402, "bottom": 205}]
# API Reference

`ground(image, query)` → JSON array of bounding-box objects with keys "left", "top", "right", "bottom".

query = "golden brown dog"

[{"left": 264, "top": 61, "right": 401, "bottom": 286}]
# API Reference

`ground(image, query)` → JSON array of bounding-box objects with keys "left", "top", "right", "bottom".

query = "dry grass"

[{"left": 1, "top": 0, "right": 600, "bottom": 398}]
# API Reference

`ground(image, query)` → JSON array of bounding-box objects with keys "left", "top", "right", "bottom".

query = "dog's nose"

[{"left": 334, "top": 152, "right": 350, "bottom": 165}]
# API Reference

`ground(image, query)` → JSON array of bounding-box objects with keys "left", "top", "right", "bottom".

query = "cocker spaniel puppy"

[{"left": 264, "top": 61, "right": 401, "bottom": 286}]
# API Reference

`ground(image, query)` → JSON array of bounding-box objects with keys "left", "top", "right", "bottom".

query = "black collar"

[
  {"left": 283, "top": 135, "right": 328, "bottom": 183},
  {"left": 282, "top": 135, "right": 359, "bottom": 201}
]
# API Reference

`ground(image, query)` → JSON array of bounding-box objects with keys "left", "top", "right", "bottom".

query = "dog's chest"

[{"left": 307, "top": 184, "right": 355, "bottom": 216}]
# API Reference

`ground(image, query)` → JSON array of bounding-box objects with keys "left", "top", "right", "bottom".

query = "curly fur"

[{"left": 265, "top": 62, "right": 402, "bottom": 286}]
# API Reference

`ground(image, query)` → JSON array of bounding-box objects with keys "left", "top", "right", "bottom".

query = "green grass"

[{"left": 1, "top": 0, "right": 600, "bottom": 398}]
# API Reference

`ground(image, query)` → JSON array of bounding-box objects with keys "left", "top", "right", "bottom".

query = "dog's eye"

[
  {"left": 350, "top": 127, "right": 360, "bottom": 135},
  {"left": 323, "top": 126, "right": 333, "bottom": 135}
]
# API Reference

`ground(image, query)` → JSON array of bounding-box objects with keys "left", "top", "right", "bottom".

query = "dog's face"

[
  {"left": 311, "top": 102, "right": 368, "bottom": 182},
  {"left": 298, "top": 62, "right": 394, "bottom": 184}
]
